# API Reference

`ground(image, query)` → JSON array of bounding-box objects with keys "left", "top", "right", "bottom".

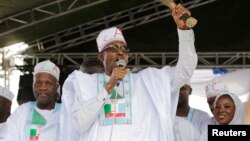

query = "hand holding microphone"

[
  {"left": 105, "top": 58, "right": 128, "bottom": 94},
  {"left": 105, "top": 58, "right": 127, "bottom": 94}
]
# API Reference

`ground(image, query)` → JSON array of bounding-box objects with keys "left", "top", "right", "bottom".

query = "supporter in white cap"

[
  {"left": 205, "top": 80, "right": 229, "bottom": 115},
  {"left": 0, "top": 86, "right": 14, "bottom": 140},
  {"left": 4, "top": 60, "right": 61, "bottom": 141},
  {"left": 198, "top": 80, "right": 244, "bottom": 141},
  {"left": 60, "top": 3, "right": 198, "bottom": 141},
  {"left": 197, "top": 80, "right": 230, "bottom": 131}
]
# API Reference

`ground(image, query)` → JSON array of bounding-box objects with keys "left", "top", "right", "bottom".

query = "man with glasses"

[{"left": 60, "top": 4, "right": 198, "bottom": 141}]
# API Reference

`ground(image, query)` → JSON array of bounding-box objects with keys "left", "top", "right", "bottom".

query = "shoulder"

[
  {"left": 175, "top": 116, "right": 193, "bottom": 126},
  {"left": 8, "top": 102, "right": 31, "bottom": 121},
  {"left": 193, "top": 108, "right": 210, "bottom": 116},
  {"left": 13, "top": 102, "right": 31, "bottom": 112},
  {"left": 66, "top": 70, "right": 98, "bottom": 81},
  {"left": 64, "top": 70, "right": 98, "bottom": 87}
]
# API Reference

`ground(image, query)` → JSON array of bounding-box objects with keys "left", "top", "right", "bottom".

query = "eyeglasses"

[{"left": 104, "top": 45, "right": 130, "bottom": 53}]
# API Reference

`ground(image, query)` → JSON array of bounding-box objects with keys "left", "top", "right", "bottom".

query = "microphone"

[{"left": 116, "top": 58, "right": 126, "bottom": 86}]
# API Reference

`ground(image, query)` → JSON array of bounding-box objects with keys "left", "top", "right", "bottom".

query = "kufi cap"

[
  {"left": 0, "top": 86, "right": 14, "bottom": 101},
  {"left": 96, "top": 26, "right": 127, "bottom": 52},
  {"left": 34, "top": 60, "right": 60, "bottom": 81},
  {"left": 205, "top": 80, "right": 230, "bottom": 98}
]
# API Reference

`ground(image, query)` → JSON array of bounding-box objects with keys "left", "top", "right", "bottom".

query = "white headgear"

[
  {"left": 33, "top": 60, "right": 61, "bottom": 95},
  {"left": 34, "top": 60, "right": 60, "bottom": 81},
  {"left": 96, "top": 26, "right": 127, "bottom": 52},
  {"left": 205, "top": 80, "right": 230, "bottom": 98},
  {"left": 0, "top": 86, "right": 14, "bottom": 101}
]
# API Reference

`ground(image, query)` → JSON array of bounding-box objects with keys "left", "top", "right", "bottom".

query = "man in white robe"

[
  {"left": 4, "top": 60, "right": 61, "bottom": 141},
  {"left": 0, "top": 86, "right": 14, "bottom": 140},
  {"left": 60, "top": 4, "right": 198, "bottom": 141},
  {"left": 176, "top": 84, "right": 211, "bottom": 133}
]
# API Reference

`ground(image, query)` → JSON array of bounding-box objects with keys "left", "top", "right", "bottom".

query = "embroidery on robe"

[
  {"left": 97, "top": 73, "right": 132, "bottom": 125},
  {"left": 26, "top": 102, "right": 60, "bottom": 141}
]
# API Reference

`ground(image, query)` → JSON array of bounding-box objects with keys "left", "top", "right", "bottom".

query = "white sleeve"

[
  {"left": 174, "top": 29, "right": 198, "bottom": 89},
  {"left": 4, "top": 105, "right": 27, "bottom": 141},
  {"left": 72, "top": 89, "right": 109, "bottom": 133},
  {"left": 5, "top": 114, "right": 20, "bottom": 141},
  {"left": 62, "top": 72, "right": 110, "bottom": 134},
  {"left": 170, "top": 29, "right": 198, "bottom": 120}
]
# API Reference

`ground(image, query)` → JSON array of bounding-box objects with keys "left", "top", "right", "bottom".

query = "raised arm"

[
  {"left": 172, "top": 4, "right": 198, "bottom": 89},
  {"left": 169, "top": 4, "right": 198, "bottom": 120}
]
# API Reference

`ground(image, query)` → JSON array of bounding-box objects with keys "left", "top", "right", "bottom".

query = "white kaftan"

[
  {"left": 60, "top": 29, "right": 198, "bottom": 141},
  {"left": 4, "top": 102, "right": 61, "bottom": 141}
]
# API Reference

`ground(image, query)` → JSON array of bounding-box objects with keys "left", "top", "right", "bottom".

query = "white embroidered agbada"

[
  {"left": 4, "top": 102, "right": 61, "bottom": 141},
  {"left": 4, "top": 60, "right": 61, "bottom": 141},
  {"left": 60, "top": 29, "right": 198, "bottom": 141}
]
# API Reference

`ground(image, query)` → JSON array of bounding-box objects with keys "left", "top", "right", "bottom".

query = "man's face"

[
  {"left": 214, "top": 95, "right": 235, "bottom": 125},
  {"left": 178, "top": 85, "right": 191, "bottom": 107},
  {"left": 99, "top": 41, "right": 129, "bottom": 75},
  {"left": 33, "top": 72, "right": 59, "bottom": 105}
]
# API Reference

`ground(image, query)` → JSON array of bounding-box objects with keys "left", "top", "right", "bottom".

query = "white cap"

[
  {"left": 205, "top": 80, "right": 230, "bottom": 98},
  {"left": 0, "top": 86, "right": 14, "bottom": 101},
  {"left": 34, "top": 60, "right": 60, "bottom": 81},
  {"left": 96, "top": 26, "right": 127, "bottom": 52}
]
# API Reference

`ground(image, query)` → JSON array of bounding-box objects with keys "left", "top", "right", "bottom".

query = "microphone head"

[
  {"left": 115, "top": 58, "right": 126, "bottom": 87},
  {"left": 116, "top": 58, "right": 126, "bottom": 67}
]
